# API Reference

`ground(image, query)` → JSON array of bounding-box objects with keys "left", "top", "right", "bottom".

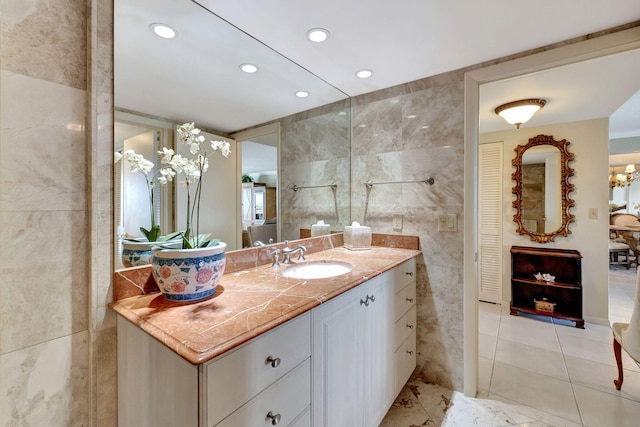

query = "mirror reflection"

[
  {"left": 512, "top": 134, "right": 575, "bottom": 243},
  {"left": 520, "top": 146, "right": 562, "bottom": 233},
  {"left": 114, "top": 0, "right": 351, "bottom": 268}
]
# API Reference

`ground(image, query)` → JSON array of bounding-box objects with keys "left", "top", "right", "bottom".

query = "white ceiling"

[{"left": 115, "top": 0, "right": 640, "bottom": 136}]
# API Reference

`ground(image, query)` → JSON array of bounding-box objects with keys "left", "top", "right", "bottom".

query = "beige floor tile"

[
  {"left": 490, "top": 362, "right": 581, "bottom": 423},
  {"left": 494, "top": 338, "right": 568, "bottom": 380},
  {"left": 565, "top": 355, "right": 640, "bottom": 403},
  {"left": 573, "top": 383, "right": 640, "bottom": 427}
]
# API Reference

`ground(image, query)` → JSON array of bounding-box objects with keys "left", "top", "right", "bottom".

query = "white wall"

[
  {"left": 482, "top": 118, "right": 610, "bottom": 324},
  {"left": 175, "top": 130, "right": 240, "bottom": 250}
]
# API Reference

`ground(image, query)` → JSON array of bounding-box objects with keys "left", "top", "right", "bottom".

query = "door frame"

[
  {"left": 463, "top": 27, "right": 640, "bottom": 396},
  {"left": 231, "top": 122, "right": 281, "bottom": 244}
]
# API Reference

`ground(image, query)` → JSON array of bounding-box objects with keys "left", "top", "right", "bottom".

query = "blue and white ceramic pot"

[
  {"left": 151, "top": 242, "right": 227, "bottom": 302},
  {"left": 122, "top": 238, "right": 182, "bottom": 267},
  {"left": 122, "top": 239, "right": 155, "bottom": 267}
]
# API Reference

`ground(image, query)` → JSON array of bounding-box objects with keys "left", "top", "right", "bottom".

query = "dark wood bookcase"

[{"left": 510, "top": 246, "right": 584, "bottom": 328}]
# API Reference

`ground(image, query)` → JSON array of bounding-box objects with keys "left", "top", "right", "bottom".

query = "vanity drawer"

[
  {"left": 290, "top": 406, "right": 311, "bottom": 427},
  {"left": 393, "top": 258, "right": 416, "bottom": 293},
  {"left": 215, "top": 358, "right": 311, "bottom": 427},
  {"left": 203, "top": 313, "right": 311, "bottom": 426},
  {"left": 394, "top": 331, "right": 417, "bottom": 397},
  {"left": 393, "top": 281, "right": 416, "bottom": 321},
  {"left": 394, "top": 305, "right": 417, "bottom": 350}
]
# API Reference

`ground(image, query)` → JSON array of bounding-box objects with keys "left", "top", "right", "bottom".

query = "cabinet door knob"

[
  {"left": 407, "top": 350, "right": 414, "bottom": 355},
  {"left": 266, "top": 356, "right": 281, "bottom": 368},
  {"left": 266, "top": 411, "right": 282, "bottom": 425},
  {"left": 360, "top": 298, "right": 370, "bottom": 307},
  {"left": 406, "top": 271, "right": 414, "bottom": 276},
  {"left": 406, "top": 324, "right": 414, "bottom": 329},
  {"left": 368, "top": 294, "right": 375, "bottom": 303},
  {"left": 406, "top": 297, "right": 414, "bottom": 303}
]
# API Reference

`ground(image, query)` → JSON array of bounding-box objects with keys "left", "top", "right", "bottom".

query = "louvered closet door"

[{"left": 478, "top": 142, "right": 503, "bottom": 304}]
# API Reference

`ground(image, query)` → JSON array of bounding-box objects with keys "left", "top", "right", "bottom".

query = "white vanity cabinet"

[
  {"left": 117, "top": 255, "right": 417, "bottom": 427},
  {"left": 118, "top": 312, "right": 311, "bottom": 427},
  {"left": 311, "top": 258, "right": 417, "bottom": 427},
  {"left": 392, "top": 257, "right": 417, "bottom": 396}
]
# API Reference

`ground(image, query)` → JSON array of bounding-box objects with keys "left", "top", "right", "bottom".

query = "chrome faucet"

[
  {"left": 268, "top": 248, "right": 281, "bottom": 267},
  {"left": 281, "top": 240, "right": 307, "bottom": 264}
]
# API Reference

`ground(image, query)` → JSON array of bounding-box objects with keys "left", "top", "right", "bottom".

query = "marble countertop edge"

[{"left": 112, "top": 243, "right": 421, "bottom": 365}]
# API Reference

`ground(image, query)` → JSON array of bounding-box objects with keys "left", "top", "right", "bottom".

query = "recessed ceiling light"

[
  {"left": 150, "top": 23, "right": 176, "bottom": 39},
  {"left": 239, "top": 63, "right": 258, "bottom": 73},
  {"left": 306, "top": 28, "right": 330, "bottom": 43},
  {"left": 296, "top": 91, "right": 309, "bottom": 98},
  {"left": 356, "top": 69, "right": 374, "bottom": 79}
]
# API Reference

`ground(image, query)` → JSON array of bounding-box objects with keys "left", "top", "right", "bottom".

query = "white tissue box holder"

[
  {"left": 311, "top": 224, "right": 331, "bottom": 237},
  {"left": 344, "top": 225, "right": 371, "bottom": 250}
]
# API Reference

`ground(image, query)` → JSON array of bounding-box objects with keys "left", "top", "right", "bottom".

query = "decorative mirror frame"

[{"left": 512, "top": 134, "right": 575, "bottom": 243}]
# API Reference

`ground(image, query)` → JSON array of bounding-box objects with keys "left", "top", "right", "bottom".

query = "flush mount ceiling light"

[
  {"left": 306, "top": 28, "right": 330, "bottom": 43},
  {"left": 149, "top": 23, "right": 176, "bottom": 39},
  {"left": 239, "top": 63, "right": 258, "bottom": 73},
  {"left": 494, "top": 98, "right": 546, "bottom": 129},
  {"left": 295, "top": 91, "right": 310, "bottom": 98},
  {"left": 356, "top": 69, "right": 374, "bottom": 79}
]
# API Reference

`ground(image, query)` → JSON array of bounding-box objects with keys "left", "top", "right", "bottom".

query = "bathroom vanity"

[{"left": 113, "top": 239, "right": 419, "bottom": 427}]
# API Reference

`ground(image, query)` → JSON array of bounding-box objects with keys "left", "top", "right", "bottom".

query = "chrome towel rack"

[
  {"left": 289, "top": 183, "right": 337, "bottom": 192},
  {"left": 364, "top": 177, "right": 435, "bottom": 188}
]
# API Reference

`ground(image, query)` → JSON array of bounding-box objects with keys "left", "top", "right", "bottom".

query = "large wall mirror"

[
  {"left": 512, "top": 134, "right": 575, "bottom": 243},
  {"left": 114, "top": 0, "right": 350, "bottom": 267}
]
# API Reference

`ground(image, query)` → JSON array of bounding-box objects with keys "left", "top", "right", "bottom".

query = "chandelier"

[{"left": 610, "top": 164, "right": 640, "bottom": 188}]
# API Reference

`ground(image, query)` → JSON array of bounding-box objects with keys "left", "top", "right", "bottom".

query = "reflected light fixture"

[
  {"left": 239, "top": 63, "right": 258, "bottom": 73},
  {"left": 295, "top": 91, "right": 309, "bottom": 98},
  {"left": 356, "top": 69, "right": 373, "bottom": 79},
  {"left": 306, "top": 28, "right": 330, "bottom": 43},
  {"left": 494, "top": 98, "right": 546, "bottom": 129},
  {"left": 150, "top": 23, "right": 176, "bottom": 39}
]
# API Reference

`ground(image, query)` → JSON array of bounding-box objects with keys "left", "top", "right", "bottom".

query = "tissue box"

[
  {"left": 344, "top": 223, "right": 371, "bottom": 250},
  {"left": 311, "top": 224, "right": 331, "bottom": 237}
]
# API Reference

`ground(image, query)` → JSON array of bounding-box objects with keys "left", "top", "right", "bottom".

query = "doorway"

[
  {"left": 231, "top": 123, "right": 281, "bottom": 247},
  {"left": 464, "top": 28, "right": 640, "bottom": 397}
]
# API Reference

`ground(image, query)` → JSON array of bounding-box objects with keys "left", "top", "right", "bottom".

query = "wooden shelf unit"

[{"left": 510, "top": 246, "right": 584, "bottom": 328}]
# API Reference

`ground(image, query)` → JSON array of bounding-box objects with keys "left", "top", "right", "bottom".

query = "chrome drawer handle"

[
  {"left": 360, "top": 298, "right": 370, "bottom": 307},
  {"left": 406, "top": 271, "right": 414, "bottom": 276},
  {"left": 368, "top": 294, "right": 375, "bottom": 303},
  {"left": 407, "top": 350, "right": 414, "bottom": 355},
  {"left": 267, "top": 411, "right": 281, "bottom": 425},
  {"left": 406, "top": 297, "right": 414, "bottom": 303},
  {"left": 266, "top": 356, "right": 281, "bottom": 368},
  {"left": 406, "top": 324, "right": 414, "bottom": 329}
]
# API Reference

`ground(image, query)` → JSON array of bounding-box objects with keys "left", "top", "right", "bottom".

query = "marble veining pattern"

[
  {"left": 112, "top": 245, "right": 420, "bottom": 364},
  {"left": 0, "top": 331, "right": 89, "bottom": 427},
  {"left": 0, "top": 0, "right": 87, "bottom": 90},
  {"left": 0, "top": 71, "right": 87, "bottom": 212},
  {"left": 279, "top": 99, "right": 351, "bottom": 240},
  {"left": 351, "top": 73, "right": 465, "bottom": 389}
]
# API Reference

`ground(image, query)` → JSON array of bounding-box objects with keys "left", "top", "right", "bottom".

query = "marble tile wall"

[
  {"left": 0, "top": 0, "right": 114, "bottom": 425},
  {"left": 279, "top": 99, "right": 351, "bottom": 241},
  {"left": 351, "top": 71, "right": 466, "bottom": 390}
]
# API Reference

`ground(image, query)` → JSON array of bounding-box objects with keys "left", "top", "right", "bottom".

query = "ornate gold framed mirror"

[{"left": 512, "top": 134, "right": 575, "bottom": 243}]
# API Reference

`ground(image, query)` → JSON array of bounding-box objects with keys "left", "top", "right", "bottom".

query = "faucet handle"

[
  {"left": 268, "top": 248, "right": 281, "bottom": 267},
  {"left": 297, "top": 244, "right": 307, "bottom": 261}
]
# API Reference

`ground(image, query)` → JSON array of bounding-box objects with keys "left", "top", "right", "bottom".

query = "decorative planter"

[
  {"left": 122, "top": 239, "right": 155, "bottom": 267},
  {"left": 122, "top": 238, "right": 182, "bottom": 268},
  {"left": 151, "top": 242, "right": 227, "bottom": 302}
]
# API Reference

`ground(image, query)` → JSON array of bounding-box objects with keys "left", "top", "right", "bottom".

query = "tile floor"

[{"left": 380, "top": 267, "right": 640, "bottom": 426}]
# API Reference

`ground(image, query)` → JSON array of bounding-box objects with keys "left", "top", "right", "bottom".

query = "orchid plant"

[
  {"left": 115, "top": 149, "right": 175, "bottom": 242},
  {"left": 157, "top": 122, "right": 231, "bottom": 249}
]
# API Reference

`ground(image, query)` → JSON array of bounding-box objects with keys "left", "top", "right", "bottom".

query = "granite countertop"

[{"left": 111, "top": 244, "right": 420, "bottom": 365}]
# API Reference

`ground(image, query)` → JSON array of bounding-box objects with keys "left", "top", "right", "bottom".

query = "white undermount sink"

[{"left": 282, "top": 261, "right": 353, "bottom": 280}]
